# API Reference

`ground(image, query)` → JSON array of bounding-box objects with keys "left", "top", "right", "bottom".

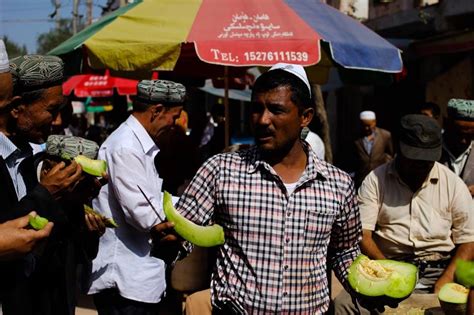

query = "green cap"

[
  {"left": 447, "top": 98, "right": 474, "bottom": 121},
  {"left": 136, "top": 79, "right": 186, "bottom": 105},
  {"left": 10, "top": 55, "right": 64, "bottom": 93}
]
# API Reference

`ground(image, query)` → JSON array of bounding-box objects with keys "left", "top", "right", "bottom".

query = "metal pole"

[
  {"left": 54, "top": 0, "right": 61, "bottom": 29},
  {"left": 72, "top": 0, "right": 79, "bottom": 34},
  {"left": 224, "top": 66, "right": 230, "bottom": 148},
  {"left": 86, "top": 0, "right": 93, "bottom": 26}
]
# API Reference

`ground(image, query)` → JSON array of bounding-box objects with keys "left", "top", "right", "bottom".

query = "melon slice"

[
  {"left": 74, "top": 155, "right": 107, "bottom": 177},
  {"left": 163, "top": 191, "right": 224, "bottom": 247},
  {"left": 438, "top": 282, "right": 468, "bottom": 314},
  {"left": 348, "top": 255, "right": 418, "bottom": 299},
  {"left": 83, "top": 204, "right": 118, "bottom": 228},
  {"left": 456, "top": 259, "right": 474, "bottom": 288},
  {"left": 29, "top": 214, "right": 49, "bottom": 230}
]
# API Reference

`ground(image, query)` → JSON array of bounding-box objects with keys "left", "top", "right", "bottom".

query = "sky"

[{"left": 0, "top": 0, "right": 107, "bottom": 53}]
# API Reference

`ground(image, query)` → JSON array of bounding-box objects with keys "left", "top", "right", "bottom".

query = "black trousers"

[{"left": 93, "top": 288, "right": 161, "bottom": 315}]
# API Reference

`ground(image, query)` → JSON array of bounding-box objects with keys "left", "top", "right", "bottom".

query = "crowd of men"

[{"left": 0, "top": 38, "right": 473, "bottom": 315}]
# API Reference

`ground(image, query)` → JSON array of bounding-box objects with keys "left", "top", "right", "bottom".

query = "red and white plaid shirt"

[{"left": 176, "top": 145, "right": 361, "bottom": 314}]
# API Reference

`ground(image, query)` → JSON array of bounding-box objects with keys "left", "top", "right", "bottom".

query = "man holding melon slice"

[
  {"left": 335, "top": 114, "right": 474, "bottom": 314},
  {"left": 157, "top": 63, "right": 363, "bottom": 314},
  {"left": 0, "top": 41, "right": 54, "bottom": 261},
  {"left": 88, "top": 79, "right": 185, "bottom": 315}
]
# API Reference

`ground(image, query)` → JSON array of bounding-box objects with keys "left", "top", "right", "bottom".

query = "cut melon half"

[
  {"left": 438, "top": 282, "right": 468, "bottom": 314},
  {"left": 348, "top": 255, "right": 418, "bottom": 299}
]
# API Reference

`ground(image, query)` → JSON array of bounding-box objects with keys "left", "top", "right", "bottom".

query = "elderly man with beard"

[
  {"left": 87, "top": 80, "right": 185, "bottom": 315},
  {"left": 0, "top": 42, "right": 54, "bottom": 259},
  {"left": 0, "top": 55, "right": 83, "bottom": 222},
  {"left": 156, "top": 63, "right": 362, "bottom": 314},
  {"left": 440, "top": 98, "right": 474, "bottom": 197},
  {"left": 0, "top": 54, "right": 104, "bottom": 315}
]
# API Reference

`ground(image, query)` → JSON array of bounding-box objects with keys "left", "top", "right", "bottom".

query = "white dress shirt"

[
  {"left": 87, "top": 115, "right": 166, "bottom": 303},
  {"left": 304, "top": 130, "right": 325, "bottom": 160},
  {"left": 443, "top": 141, "right": 473, "bottom": 177}
]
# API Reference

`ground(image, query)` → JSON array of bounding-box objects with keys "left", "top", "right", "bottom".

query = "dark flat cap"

[
  {"left": 399, "top": 114, "right": 441, "bottom": 162},
  {"left": 136, "top": 79, "right": 186, "bottom": 105},
  {"left": 447, "top": 98, "right": 474, "bottom": 121},
  {"left": 10, "top": 55, "right": 64, "bottom": 93}
]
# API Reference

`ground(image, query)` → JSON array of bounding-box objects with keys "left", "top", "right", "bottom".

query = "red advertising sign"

[{"left": 187, "top": 0, "right": 320, "bottom": 66}]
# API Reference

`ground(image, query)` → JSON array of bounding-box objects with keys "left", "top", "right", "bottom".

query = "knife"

[{"left": 137, "top": 185, "right": 165, "bottom": 222}]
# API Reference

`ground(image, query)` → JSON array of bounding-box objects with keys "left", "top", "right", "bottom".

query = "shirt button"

[
  {"left": 284, "top": 265, "right": 289, "bottom": 270},
  {"left": 283, "top": 292, "right": 288, "bottom": 297},
  {"left": 285, "top": 238, "right": 290, "bottom": 244},
  {"left": 286, "top": 211, "right": 292, "bottom": 218}
]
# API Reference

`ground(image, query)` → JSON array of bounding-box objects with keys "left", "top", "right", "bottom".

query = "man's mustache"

[{"left": 255, "top": 127, "right": 275, "bottom": 137}]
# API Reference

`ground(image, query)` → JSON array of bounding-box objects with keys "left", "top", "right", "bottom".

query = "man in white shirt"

[
  {"left": 440, "top": 98, "right": 474, "bottom": 197},
  {"left": 88, "top": 80, "right": 185, "bottom": 315},
  {"left": 301, "top": 127, "right": 325, "bottom": 160}
]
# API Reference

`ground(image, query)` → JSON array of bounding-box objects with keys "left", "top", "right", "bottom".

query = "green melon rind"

[
  {"left": 438, "top": 282, "right": 468, "bottom": 315},
  {"left": 456, "top": 259, "right": 474, "bottom": 288},
  {"left": 28, "top": 215, "right": 49, "bottom": 230},
  {"left": 378, "top": 259, "right": 418, "bottom": 299},
  {"left": 348, "top": 255, "right": 418, "bottom": 299},
  {"left": 74, "top": 155, "right": 107, "bottom": 177},
  {"left": 439, "top": 300, "right": 467, "bottom": 315},
  {"left": 162, "top": 191, "right": 225, "bottom": 247}
]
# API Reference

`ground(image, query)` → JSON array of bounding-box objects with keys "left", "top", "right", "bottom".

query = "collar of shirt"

[
  {"left": 387, "top": 160, "right": 440, "bottom": 188},
  {"left": 126, "top": 115, "right": 159, "bottom": 157},
  {"left": 443, "top": 140, "right": 473, "bottom": 162},
  {"left": 0, "top": 132, "right": 20, "bottom": 160},
  {"left": 246, "top": 142, "right": 328, "bottom": 184}
]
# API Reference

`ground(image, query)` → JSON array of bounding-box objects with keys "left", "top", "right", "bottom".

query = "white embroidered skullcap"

[
  {"left": 0, "top": 40, "right": 9, "bottom": 73},
  {"left": 360, "top": 110, "right": 376, "bottom": 120},
  {"left": 269, "top": 63, "right": 311, "bottom": 97}
]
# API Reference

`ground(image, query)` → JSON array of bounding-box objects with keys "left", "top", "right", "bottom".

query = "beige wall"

[
  {"left": 368, "top": 0, "right": 439, "bottom": 19},
  {"left": 426, "top": 57, "right": 473, "bottom": 117}
]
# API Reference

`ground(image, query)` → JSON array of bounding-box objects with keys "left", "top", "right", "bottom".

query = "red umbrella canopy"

[
  {"left": 50, "top": 0, "right": 402, "bottom": 79},
  {"left": 63, "top": 69, "right": 138, "bottom": 98}
]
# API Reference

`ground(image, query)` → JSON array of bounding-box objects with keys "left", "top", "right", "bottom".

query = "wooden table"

[{"left": 384, "top": 294, "right": 445, "bottom": 314}]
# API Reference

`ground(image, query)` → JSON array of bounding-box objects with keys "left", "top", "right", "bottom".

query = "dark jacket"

[
  {"left": 0, "top": 150, "right": 97, "bottom": 315},
  {"left": 353, "top": 127, "right": 394, "bottom": 187},
  {"left": 440, "top": 145, "right": 474, "bottom": 191}
]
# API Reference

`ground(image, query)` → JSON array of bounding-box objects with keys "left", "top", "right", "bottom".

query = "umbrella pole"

[{"left": 224, "top": 66, "right": 230, "bottom": 148}]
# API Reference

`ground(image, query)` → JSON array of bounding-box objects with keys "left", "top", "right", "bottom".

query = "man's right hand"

[
  {"left": 150, "top": 221, "right": 184, "bottom": 264},
  {"left": 0, "top": 212, "right": 54, "bottom": 260},
  {"left": 40, "top": 161, "right": 82, "bottom": 198},
  {"left": 356, "top": 294, "right": 401, "bottom": 313},
  {"left": 151, "top": 221, "right": 178, "bottom": 243}
]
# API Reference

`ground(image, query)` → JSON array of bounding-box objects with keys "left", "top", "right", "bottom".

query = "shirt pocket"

[
  {"left": 424, "top": 206, "right": 452, "bottom": 240},
  {"left": 304, "top": 208, "right": 337, "bottom": 253}
]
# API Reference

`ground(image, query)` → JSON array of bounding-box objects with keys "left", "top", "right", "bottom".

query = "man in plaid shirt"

[{"left": 157, "top": 63, "right": 362, "bottom": 314}]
